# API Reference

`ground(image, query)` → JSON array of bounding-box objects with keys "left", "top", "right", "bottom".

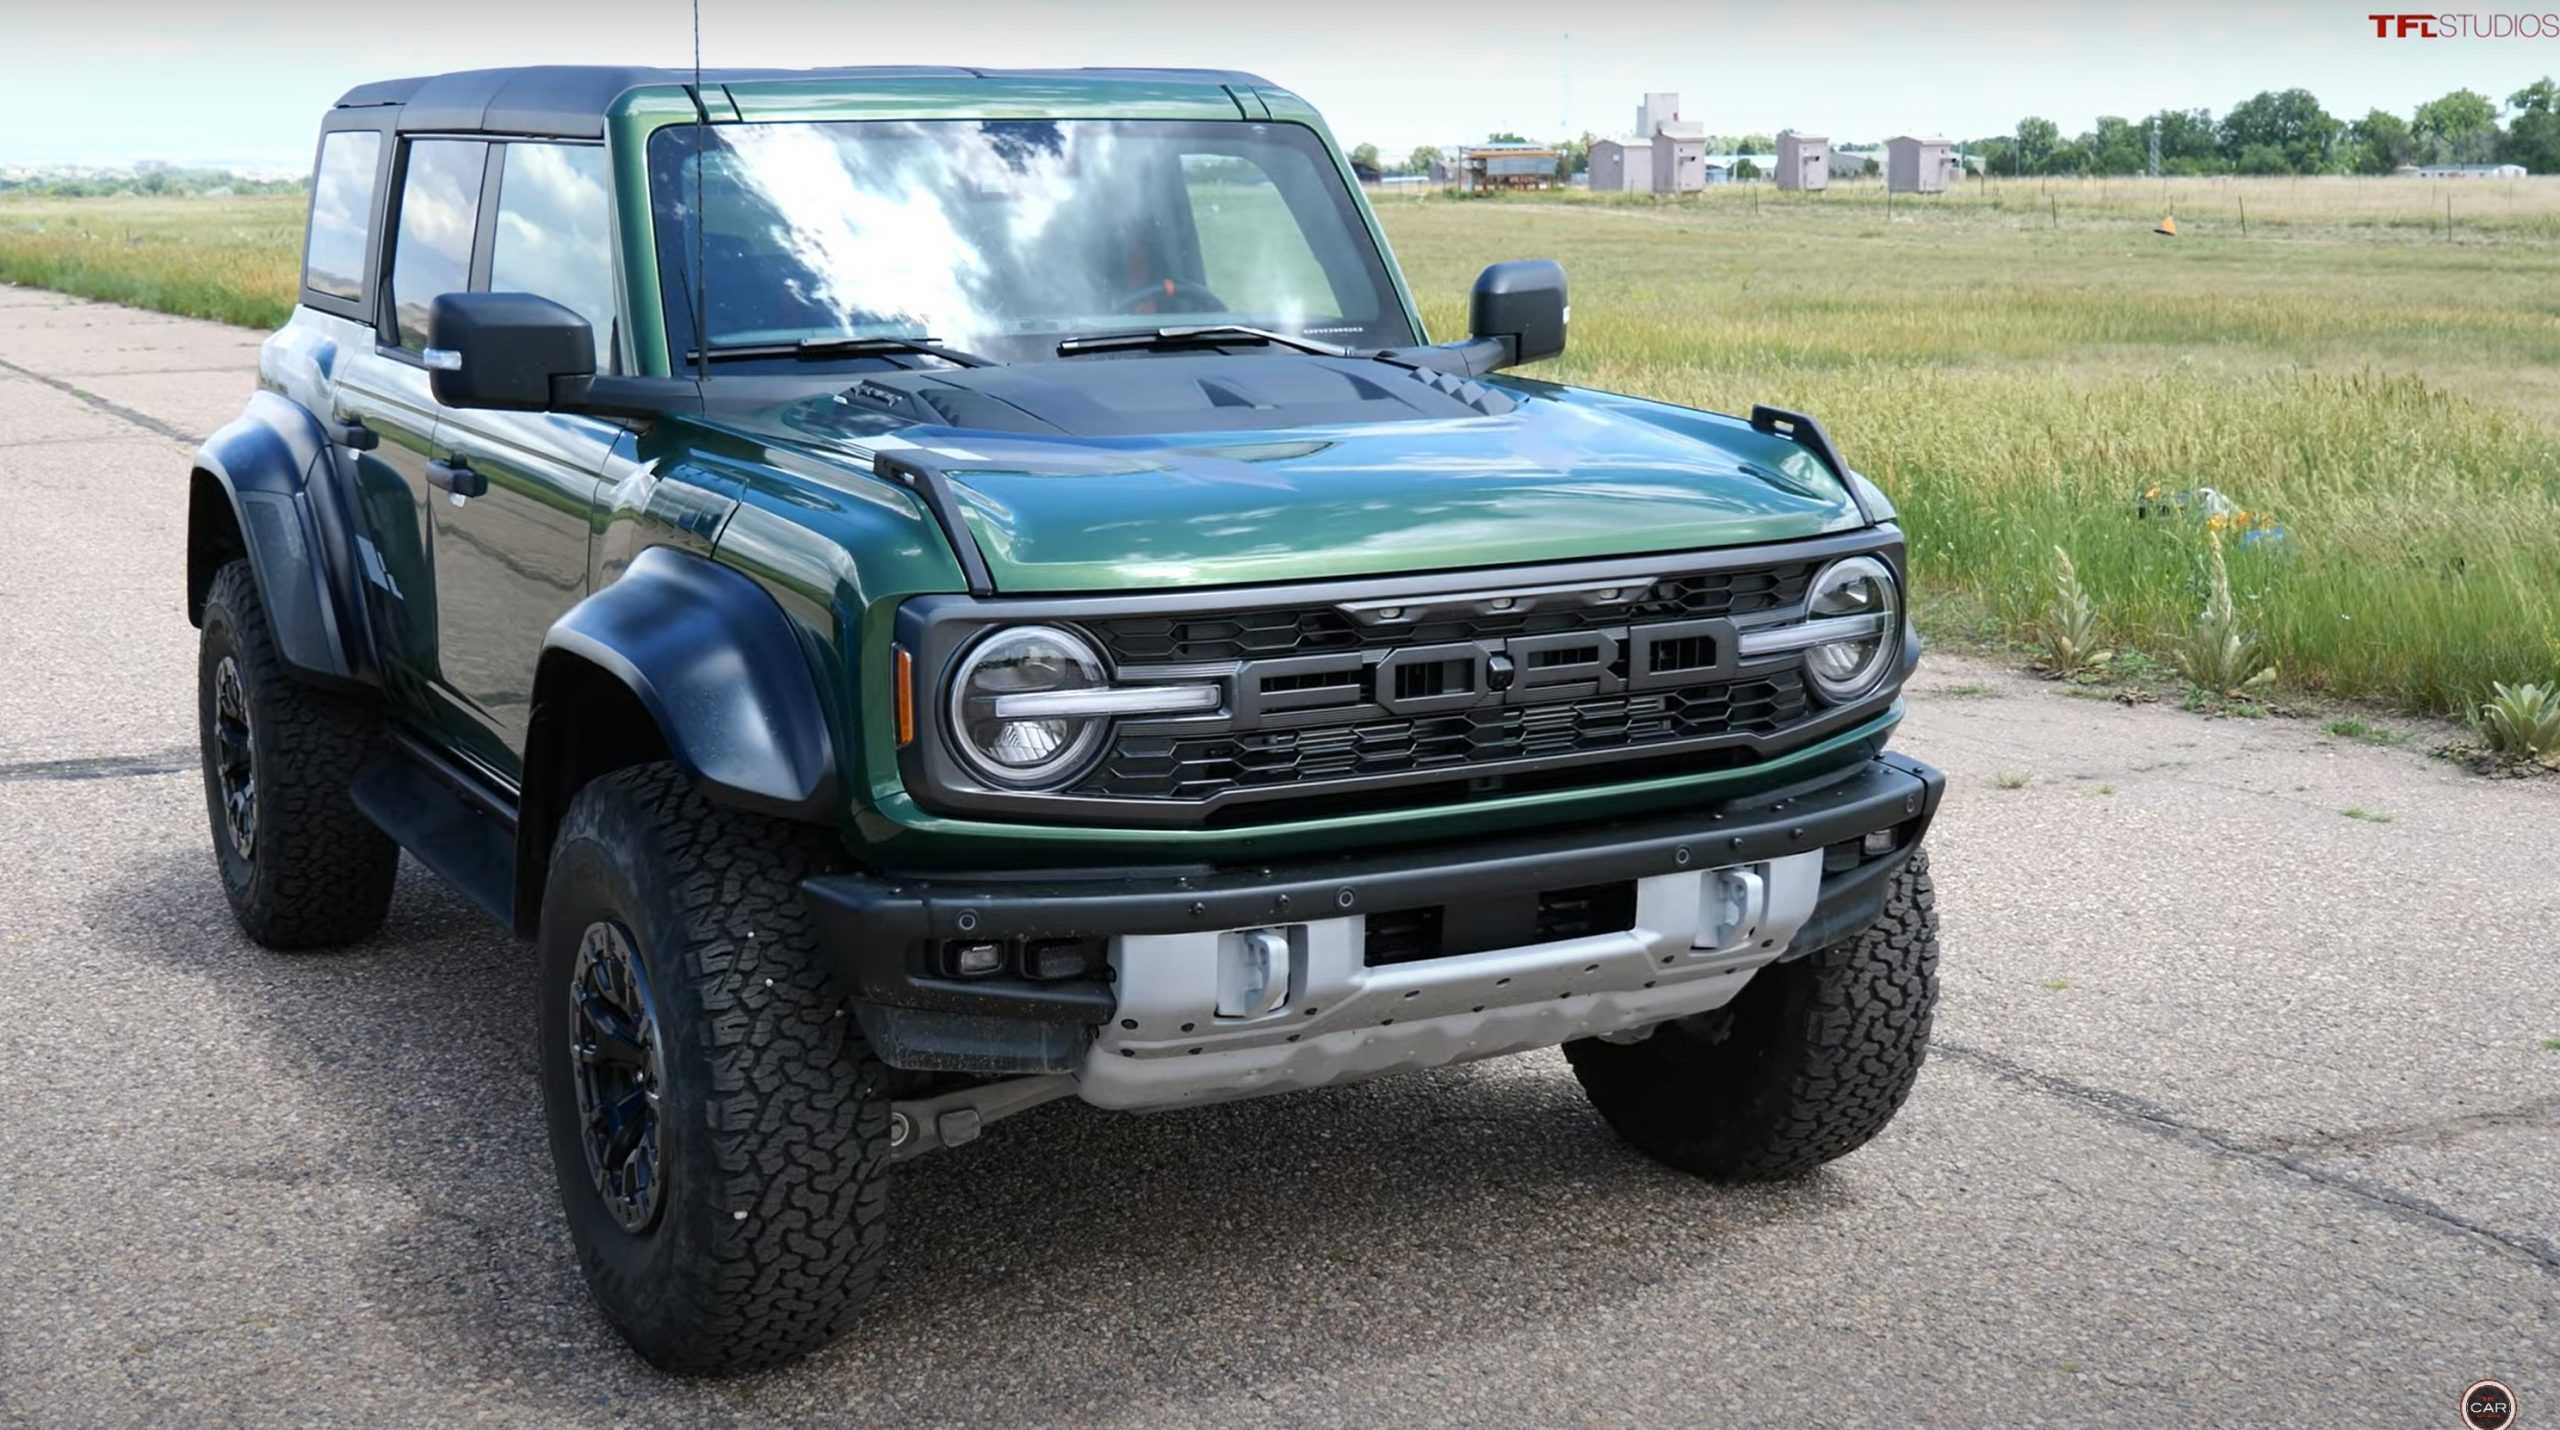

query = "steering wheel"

[{"left": 1115, "top": 277, "right": 1229, "bottom": 315}]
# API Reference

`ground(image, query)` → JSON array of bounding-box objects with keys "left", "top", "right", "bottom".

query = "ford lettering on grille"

[{"left": 1230, "top": 617, "right": 1740, "bottom": 730}]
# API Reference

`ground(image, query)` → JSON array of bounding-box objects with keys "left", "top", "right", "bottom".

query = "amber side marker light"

[{"left": 894, "top": 646, "right": 915, "bottom": 746}]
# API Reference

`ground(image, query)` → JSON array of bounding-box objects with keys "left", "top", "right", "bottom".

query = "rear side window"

[
  {"left": 303, "top": 131, "right": 381, "bottom": 304},
  {"left": 489, "top": 143, "right": 617, "bottom": 371},
  {"left": 387, "top": 139, "right": 488, "bottom": 351}
]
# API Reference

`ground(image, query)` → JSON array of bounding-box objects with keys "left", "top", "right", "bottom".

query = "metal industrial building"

[
  {"left": 2399, "top": 162, "right": 2527, "bottom": 179},
  {"left": 1886, "top": 135, "right": 1960, "bottom": 194},
  {"left": 1777, "top": 130, "right": 1829, "bottom": 191},
  {"left": 1461, "top": 142, "right": 1561, "bottom": 191}
]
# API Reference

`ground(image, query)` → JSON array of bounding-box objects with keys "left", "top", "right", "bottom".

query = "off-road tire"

[
  {"left": 196, "top": 558, "right": 399, "bottom": 948},
  {"left": 537, "top": 761, "right": 892, "bottom": 1376},
  {"left": 1566, "top": 849, "right": 1938, "bottom": 1181}
]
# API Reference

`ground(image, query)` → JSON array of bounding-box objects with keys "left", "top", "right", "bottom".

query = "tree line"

[
  {"left": 1970, "top": 81, "right": 2560, "bottom": 176},
  {"left": 0, "top": 166, "right": 306, "bottom": 199}
]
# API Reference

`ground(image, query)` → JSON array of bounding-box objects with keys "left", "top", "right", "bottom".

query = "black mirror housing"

[
  {"left": 427, "top": 291, "right": 596, "bottom": 411},
  {"left": 1469, "top": 259, "right": 1567, "bottom": 368}
]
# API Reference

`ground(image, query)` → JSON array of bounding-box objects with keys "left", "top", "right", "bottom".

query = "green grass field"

[{"left": 5, "top": 181, "right": 2555, "bottom": 715}]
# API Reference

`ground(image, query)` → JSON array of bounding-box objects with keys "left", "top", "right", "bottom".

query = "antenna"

[{"left": 691, "top": 0, "right": 708, "bottom": 384}]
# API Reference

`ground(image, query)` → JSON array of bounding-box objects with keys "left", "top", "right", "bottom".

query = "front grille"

[
  {"left": 1078, "top": 670, "right": 1810, "bottom": 802},
  {"left": 1088, "top": 563, "right": 1817, "bottom": 666}
]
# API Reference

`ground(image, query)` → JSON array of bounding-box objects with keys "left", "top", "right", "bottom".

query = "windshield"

[{"left": 647, "top": 118, "right": 1412, "bottom": 367}]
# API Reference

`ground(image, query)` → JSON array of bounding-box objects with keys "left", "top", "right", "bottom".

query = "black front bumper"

[{"left": 803, "top": 753, "right": 1945, "bottom": 1065}]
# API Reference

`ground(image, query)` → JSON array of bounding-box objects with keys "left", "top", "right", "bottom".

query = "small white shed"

[
  {"left": 1589, "top": 137, "right": 1652, "bottom": 193},
  {"left": 1776, "top": 130, "right": 1829, "bottom": 191},
  {"left": 1886, "top": 135, "right": 1958, "bottom": 194}
]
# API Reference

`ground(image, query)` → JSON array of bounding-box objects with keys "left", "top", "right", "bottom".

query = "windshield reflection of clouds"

[{"left": 671, "top": 120, "right": 1383, "bottom": 362}]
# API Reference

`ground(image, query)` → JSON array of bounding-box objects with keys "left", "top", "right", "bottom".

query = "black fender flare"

[
  {"left": 189, "top": 391, "right": 363, "bottom": 684},
  {"left": 518, "top": 546, "right": 842, "bottom": 924}
]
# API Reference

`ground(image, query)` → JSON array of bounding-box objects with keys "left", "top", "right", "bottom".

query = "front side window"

[
  {"left": 304, "top": 130, "right": 381, "bottom": 304},
  {"left": 646, "top": 119, "right": 1409, "bottom": 365},
  {"left": 489, "top": 143, "right": 617, "bottom": 370},
  {"left": 388, "top": 139, "right": 487, "bottom": 351}
]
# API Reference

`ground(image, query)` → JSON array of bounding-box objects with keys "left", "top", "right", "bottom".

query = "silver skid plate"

[{"left": 1079, "top": 851, "right": 1824, "bottom": 1110}]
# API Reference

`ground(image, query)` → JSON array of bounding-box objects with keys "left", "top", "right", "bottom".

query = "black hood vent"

[{"left": 835, "top": 353, "right": 1517, "bottom": 437}]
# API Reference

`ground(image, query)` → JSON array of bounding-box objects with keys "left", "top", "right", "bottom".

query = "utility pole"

[{"left": 2148, "top": 117, "right": 2161, "bottom": 179}]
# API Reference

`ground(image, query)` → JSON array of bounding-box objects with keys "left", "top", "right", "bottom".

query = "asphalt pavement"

[{"left": 0, "top": 283, "right": 2552, "bottom": 1428}]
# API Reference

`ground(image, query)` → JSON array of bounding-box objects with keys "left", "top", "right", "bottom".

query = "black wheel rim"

[
  {"left": 569, "top": 920, "right": 667, "bottom": 1233},
  {"left": 211, "top": 654, "right": 256, "bottom": 860}
]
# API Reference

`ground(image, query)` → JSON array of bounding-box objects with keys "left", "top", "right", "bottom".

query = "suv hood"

[{"left": 724, "top": 354, "right": 1869, "bottom": 592}]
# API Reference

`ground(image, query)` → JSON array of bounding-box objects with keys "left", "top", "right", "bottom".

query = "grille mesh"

[
  {"left": 1078, "top": 671, "right": 1810, "bottom": 802},
  {"left": 1088, "top": 563, "right": 1816, "bottom": 667}
]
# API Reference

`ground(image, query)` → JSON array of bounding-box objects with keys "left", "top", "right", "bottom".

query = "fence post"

[{"left": 2239, "top": 195, "right": 2246, "bottom": 236}]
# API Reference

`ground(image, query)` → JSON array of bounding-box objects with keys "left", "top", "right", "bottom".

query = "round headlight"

[
  {"left": 947, "top": 625, "right": 1109, "bottom": 788},
  {"left": 1802, "top": 556, "right": 1900, "bottom": 703}
]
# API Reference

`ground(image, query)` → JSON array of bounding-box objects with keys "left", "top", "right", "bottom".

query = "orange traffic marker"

[{"left": 2154, "top": 214, "right": 2178, "bottom": 236}]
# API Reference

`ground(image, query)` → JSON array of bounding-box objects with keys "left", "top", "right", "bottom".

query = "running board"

[{"left": 349, "top": 736, "right": 517, "bottom": 928}]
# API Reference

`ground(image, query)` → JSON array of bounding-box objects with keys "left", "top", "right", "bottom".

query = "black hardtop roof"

[{"left": 333, "top": 65, "right": 1279, "bottom": 139}]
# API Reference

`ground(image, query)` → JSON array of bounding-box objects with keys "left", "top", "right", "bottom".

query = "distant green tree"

[
  {"left": 2348, "top": 108, "right": 2417, "bottom": 173},
  {"left": 2234, "top": 142, "right": 2290, "bottom": 175},
  {"left": 1556, "top": 131, "right": 1593, "bottom": 179},
  {"left": 2015, "top": 115, "right": 2060, "bottom": 172},
  {"left": 1731, "top": 157, "right": 1761, "bottom": 180},
  {"left": 1738, "top": 133, "right": 1775, "bottom": 153},
  {"left": 1348, "top": 143, "right": 1380, "bottom": 172},
  {"left": 2088, "top": 116, "right": 2145, "bottom": 174},
  {"left": 1406, "top": 144, "right": 1442, "bottom": 176},
  {"left": 2504, "top": 78, "right": 2560, "bottom": 172},
  {"left": 2413, "top": 88, "right": 2500, "bottom": 163},
  {"left": 2149, "top": 107, "right": 2222, "bottom": 170},
  {"left": 2219, "top": 89, "right": 2338, "bottom": 172},
  {"left": 1485, "top": 131, "right": 1529, "bottom": 144},
  {"left": 2042, "top": 140, "right": 2092, "bottom": 176}
]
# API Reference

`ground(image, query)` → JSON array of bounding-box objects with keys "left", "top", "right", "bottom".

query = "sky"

[{"left": 7, "top": 0, "right": 2559, "bottom": 167}]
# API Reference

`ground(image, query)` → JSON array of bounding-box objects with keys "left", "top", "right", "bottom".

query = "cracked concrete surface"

[{"left": 0, "top": 284, "right": 2552, "bottom": 1427}]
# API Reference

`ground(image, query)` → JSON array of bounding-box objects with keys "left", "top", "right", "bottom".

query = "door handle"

[
  {"left": 425, "top": 458, "right": 486, "bottom": 500},
  {"left": 324, "top": 419, "right": 378, "bottom": 451}
]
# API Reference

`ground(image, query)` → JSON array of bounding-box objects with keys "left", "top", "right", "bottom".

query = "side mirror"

[
  {"left": 426, "top": 292, "right": 595, "bottom": 411},
  {"left": 1469, "top": 259, "right": 1567, "bottom": 368}
]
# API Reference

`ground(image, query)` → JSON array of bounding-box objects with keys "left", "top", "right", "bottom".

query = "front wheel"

[
  {"left": 1566, "top": 849, "right": 1939, "bottom": 1181},
  {"left": 536, "top": 761, "right": 893, "bottom": 1375}
]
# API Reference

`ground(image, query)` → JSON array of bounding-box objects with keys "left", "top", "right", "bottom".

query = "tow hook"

[{"left": 887, "top": 1074, "right": 1078, "bottom": 1161}]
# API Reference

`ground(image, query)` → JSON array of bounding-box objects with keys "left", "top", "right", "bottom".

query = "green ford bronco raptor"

[{"left": 188, "top": 64, "right": 1944, "bottom": 1373}]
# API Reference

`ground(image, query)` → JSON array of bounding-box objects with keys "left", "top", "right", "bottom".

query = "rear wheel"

[
  {"left": 537, "top": 761, "right": 893, "bottom": 1375},
  {"left": 1566, "top": 849, "right": 1939, "bottom": 1180},
  {"left": 195, "top": 559, "right": 398, "bottom": 949}
]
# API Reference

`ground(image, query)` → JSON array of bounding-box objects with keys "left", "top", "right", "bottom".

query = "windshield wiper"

[
  {"left": 692, "top": 335, "right": 995, "bottom": 367},
  {"left": 1055, "top": 325, "right": 1347, "bottom": 358}
]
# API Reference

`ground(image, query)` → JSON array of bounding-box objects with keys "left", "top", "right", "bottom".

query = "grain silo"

[{"left": 1776, "top": 131, "right": 1829, "bottom": 191}]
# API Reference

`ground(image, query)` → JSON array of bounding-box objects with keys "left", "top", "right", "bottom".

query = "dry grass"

[{"left": 0, "top": 195, "right": 301, "bottom": 328}]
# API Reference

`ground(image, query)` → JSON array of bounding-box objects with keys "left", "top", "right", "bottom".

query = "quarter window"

[
  {"left": 387, "top": 139, "right": 488, "bottom": 351},
  {"left": 489, "top": 143, "right": 618, "bottom": 370},
  {"left": 303, "top": 131, "right": 381, "bottom": 304}
]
